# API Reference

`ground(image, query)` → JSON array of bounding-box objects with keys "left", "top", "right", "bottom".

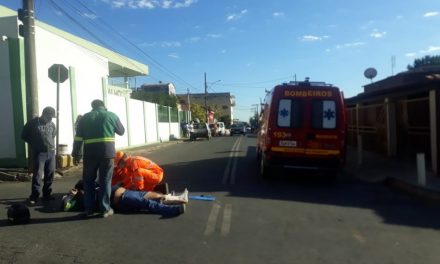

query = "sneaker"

[
  {"left": 163, "top": 189, "right": 189, "bottom": 205},
  {"left": 102, "top": 209, "right": 114, "bottom": 218},
  {"left": 180, "top": 189, "right": 189, "bottom": 204},
  {"left": 28, "top": 198, "right": 38, "bottom": 206}
]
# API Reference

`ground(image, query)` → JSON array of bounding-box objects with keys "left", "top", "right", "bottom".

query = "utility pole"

[
  {"left": 20, "top": 0, "right": 39, "bottom": 120},
  {"left": 204, "top": 72, "right": 208, "bottom": 123},
  {"left": 187, "top": 88, "right": 191, "bottom": 122},
  {"left": 19, "top": 0, "right": 39, "bottom": 170}
]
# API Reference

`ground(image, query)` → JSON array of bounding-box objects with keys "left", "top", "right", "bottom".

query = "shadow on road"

[{"left": 159, "top": 145, "right": 440, "bottom": 230}]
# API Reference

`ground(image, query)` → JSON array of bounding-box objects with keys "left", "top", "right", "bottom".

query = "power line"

[
  {"left": 219, "top": 75, "right": 293, "bottom": 86},
  {"left": 73, "top": 0, "right": 201, "bottom": 92},
  {"left": 47, "top": 0, "right": 201, "bottom": 91},
  {"left": 47, "top": 0, "right": 147, "bottom": 77}
]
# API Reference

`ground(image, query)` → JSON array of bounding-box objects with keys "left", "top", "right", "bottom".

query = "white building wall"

[
  {"left": 0, "top": 12, "right": 184, "bottom": 164},
  {"left": 0, "top": 39, "right": 16, "bottom": 158},
  {"left": 128, "top": 98, "right": 146, "bottom": 146},
  {"left": 107, "top": 94, "right": 128, "bottom": 149},
  {"left": 170, "top": 123, "right": 180, "bottom": 139},
  {"left": 158, "top": 123, "right": 171, "bottom": 142},
  {"left": 35, "top": 26, "right": 109, "bottom": 152},
  {"left": 144, "top": 102, "right": 158, "bottom": 143}
]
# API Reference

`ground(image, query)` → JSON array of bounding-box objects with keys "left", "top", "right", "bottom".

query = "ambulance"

[{"left": 256, "top": 79, "right": 347, "bottom": 178}]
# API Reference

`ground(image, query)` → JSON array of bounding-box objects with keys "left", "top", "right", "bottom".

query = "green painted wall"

[{"left": 0, "top": 37, "right": 27, "bottom": 167}]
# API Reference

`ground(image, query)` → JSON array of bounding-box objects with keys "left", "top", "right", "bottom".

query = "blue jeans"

[
  {"left": 83, "top": 158, "right": 113, "bottom": 213},
  {"left": 30, "top": 151, "right": 55, "bottom": 199},
  {"left": 119, "top": 190, "right": 181, "bottom": 217}
]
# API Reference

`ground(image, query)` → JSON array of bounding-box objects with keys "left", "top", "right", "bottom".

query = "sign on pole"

[
  {"left": 48, "top": 64, "right": 69, "bottom": 168},
  {"left": 48, "top": 64, "right": 68, "bottom": 83}
]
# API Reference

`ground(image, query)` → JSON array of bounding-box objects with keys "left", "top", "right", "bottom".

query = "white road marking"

[
  {"left": 204, "top": 203, "right": 221, "bottom": 236},
  {"left": 220, "top": 204, "right": 232, "bottom": 236},
  {"left": 222, "top": 137, "right": 242, "bottom": 185}
]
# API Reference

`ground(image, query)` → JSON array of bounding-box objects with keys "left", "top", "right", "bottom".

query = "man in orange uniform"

[{"left": 113, "top": 151, "right": 163, "bottom": 192}]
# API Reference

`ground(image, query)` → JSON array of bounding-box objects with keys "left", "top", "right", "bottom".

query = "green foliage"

[
  {"left": 131, "top": 91, "right": 178, "bottom": 107},
  {"left": 407, "top": 55, "right": 440, "bottom": 70},
  {"left": 190, "top": 103, "right": 206, "bottom": 122},
  {"left": 249, "top": 115, "right": 259, "bottom": 129},
  {"left": 218, "top": 115, "right": 231, "bottom": 127}
]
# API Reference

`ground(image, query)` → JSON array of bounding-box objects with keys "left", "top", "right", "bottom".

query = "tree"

[
  {"left": 217, "top": 115, "right": 231, "bottom": 127},
  {"left": 131, "top": 91, "right": 178, "bottom": 107},
  {"left": 407, "top": 55, "right": 440, "bottom": 70},
  {"left": 249, "top": 114, "right": 259, "bottom": 130},
  {"left": 190, "top": 103, "right": 206, "bottom": 122}
]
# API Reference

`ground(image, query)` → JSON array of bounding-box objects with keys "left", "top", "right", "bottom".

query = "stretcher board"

[{"left": 188, "top": 195, "right": 215, "bottom": 201}]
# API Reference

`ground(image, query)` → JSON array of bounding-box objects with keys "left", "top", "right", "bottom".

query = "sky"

[{"left": 1, "top": 0, "right": 440, "bottom": 121}]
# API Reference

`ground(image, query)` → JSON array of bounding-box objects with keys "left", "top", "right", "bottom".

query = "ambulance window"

[
  {"left": 311, "top": 100, "right": 337, "bottom": 129},
  {"left": 277, "top": 99, "right": 303, "bottom": 128}
]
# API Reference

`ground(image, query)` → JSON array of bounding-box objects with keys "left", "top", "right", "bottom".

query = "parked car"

[
  {"left": 190, "top": 122, "right": 211, "bottom": 140},
  {"left": 230, "top": 123, "right": 246, "bottom": 136},
  {"left": 217, "top": 122, "right": 226, "bottom": 136}
]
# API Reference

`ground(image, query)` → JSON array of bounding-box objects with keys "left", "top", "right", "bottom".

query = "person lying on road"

[{"left": 62, "top": 180, "right": 188, "bottom": 217}]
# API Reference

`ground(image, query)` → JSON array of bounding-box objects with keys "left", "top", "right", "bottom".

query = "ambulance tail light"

[{"left": 265, "top": 136, "right": 272, "bottom": 150}]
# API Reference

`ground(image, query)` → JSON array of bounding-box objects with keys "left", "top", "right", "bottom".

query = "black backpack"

[{"left": 7, "top": 203, "right": 31, "bottom": 224}]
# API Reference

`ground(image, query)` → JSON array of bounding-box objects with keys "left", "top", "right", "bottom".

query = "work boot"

[{"left": 163, "top": 189, "right": 189, "bottom": 204}]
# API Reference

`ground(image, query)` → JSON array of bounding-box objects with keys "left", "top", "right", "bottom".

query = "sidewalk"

[
  {"left": 344, "top": 146, "right": 440, "bottom": 202},
  {"left": 0, "top": 140, "right": 184, "bottom": 182}
]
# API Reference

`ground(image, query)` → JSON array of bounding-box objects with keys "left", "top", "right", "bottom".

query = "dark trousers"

[
  {"left": 30, "top": 151, "right": 55, "bottom": 199},
  {"left": 82, "top": 158, "right": 114, "bottom": 213}
]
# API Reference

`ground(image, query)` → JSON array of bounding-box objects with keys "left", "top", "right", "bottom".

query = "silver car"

[{"left": 190, "top": 123, "right": 211, "bottom": 140}]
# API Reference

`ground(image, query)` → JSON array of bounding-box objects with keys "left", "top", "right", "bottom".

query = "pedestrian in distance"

[
  {"left": 21, "top": 106, "right": 57, "bottom": 205},
  {"left": 71, "top": 99, "right": 125, "bottom": 218}
]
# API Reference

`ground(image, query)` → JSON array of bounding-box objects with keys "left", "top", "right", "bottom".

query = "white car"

[{"left": 217, "top": 122, "right": 226, "bottom": 136}]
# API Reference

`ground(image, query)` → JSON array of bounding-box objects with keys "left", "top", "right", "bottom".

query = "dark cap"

[{"left": 42, "top": 106, "right": 56, "bottom": 118}]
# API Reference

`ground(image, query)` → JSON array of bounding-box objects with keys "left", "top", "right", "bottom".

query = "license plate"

[{"left": 279, "top": 140, "right": 297, "bottom": 147}]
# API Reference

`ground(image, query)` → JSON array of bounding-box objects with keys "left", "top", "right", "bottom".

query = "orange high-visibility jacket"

[{"left": 112, "top": 156, "right": 163, "bottom": 191}]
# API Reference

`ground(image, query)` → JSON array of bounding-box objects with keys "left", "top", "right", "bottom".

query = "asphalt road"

[{"left": 1, "top": 135, "right": 440, "bottom": 264}]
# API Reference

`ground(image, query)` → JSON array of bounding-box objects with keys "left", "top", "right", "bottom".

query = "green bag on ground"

[{"left": 61, "top": 192, "right": 84, "bottom": 212}]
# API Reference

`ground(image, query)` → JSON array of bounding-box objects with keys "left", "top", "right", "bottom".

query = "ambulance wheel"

[
  {"left": 256, "top": 148, "right": 261, "bottom": 161},
  {"left": 260, "top": 156, "right": 270, "bottom": 178}
]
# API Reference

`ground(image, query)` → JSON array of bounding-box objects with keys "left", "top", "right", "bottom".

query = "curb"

[
  {"left": 347, "top": 167, "right": 440, "bottom": 203},
  {"left": 386, "top": 177, "right": 440, "bottom": 203},
  {"left": 0, "top": 170, "right": 31, "bottom": 182}
]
